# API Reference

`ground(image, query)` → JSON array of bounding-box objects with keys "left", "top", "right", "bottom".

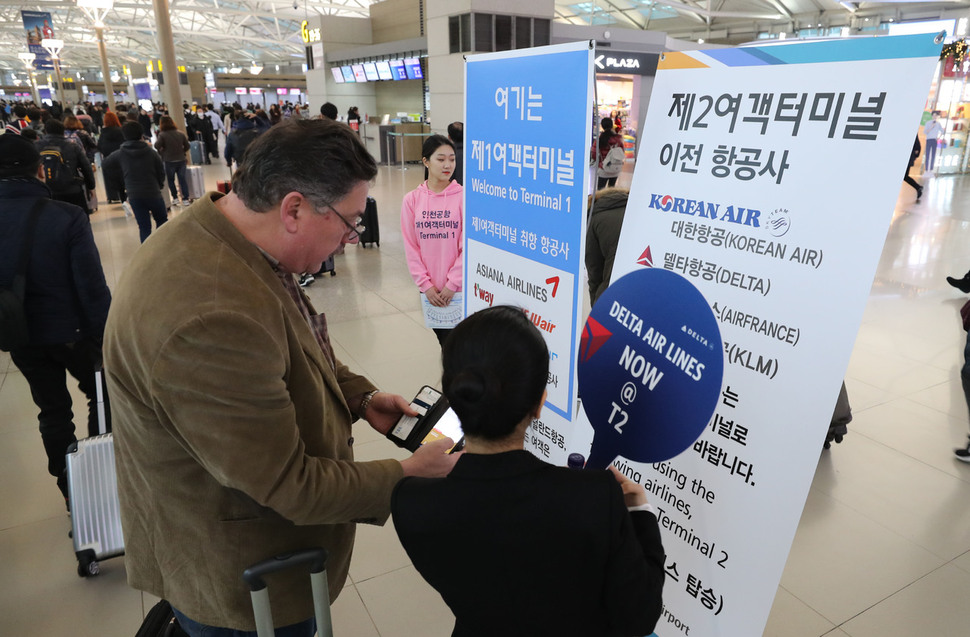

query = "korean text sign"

[
  {"left": 607, "top": 35, "right": 941, "bottom": 636},
  {"left": 464, "top": 41, "right": 593, "bottom": 464}
]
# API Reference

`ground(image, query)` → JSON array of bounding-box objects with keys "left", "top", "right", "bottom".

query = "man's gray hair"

[{"left": 232, "top": 119, "right": 377, "bottom": 212}]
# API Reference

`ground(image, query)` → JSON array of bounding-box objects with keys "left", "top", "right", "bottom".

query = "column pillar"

[
  {"left": 52, "top": 57, "right": 64, "bottom": 103},
  {"left": 151, "top": 0, "right": 187, "bottom": 132},
  {"left": 30, "top": 72, "right": 40, "bottom": 105},
  {"left": 96, "top": 26, "right": 116, "bottom": 111}
]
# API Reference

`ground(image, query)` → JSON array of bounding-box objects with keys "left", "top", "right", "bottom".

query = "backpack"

[
  {"left": 40, "top": 146, "right": 80, "bottom": 193},
  {"left": 600, "top": 144, "right": 626, "bottom": 178},
  {"left": 134, "top": 599, "right": 190, "bottom": 637}
]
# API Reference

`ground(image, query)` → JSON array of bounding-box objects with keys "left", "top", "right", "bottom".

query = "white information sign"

[
  {"left": 464, "top": 42, "right": 594, "bottom": 465},
  {"left": 603, "top": 35, "right": 942, "bottom": 636}
]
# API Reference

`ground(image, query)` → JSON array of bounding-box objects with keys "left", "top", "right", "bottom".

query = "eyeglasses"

[{"left": 321, "top": 202, "right": 365, "bottom": 241}]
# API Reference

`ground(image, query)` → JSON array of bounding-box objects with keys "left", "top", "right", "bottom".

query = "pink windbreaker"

[{"left": 400, "top": 180, "right": 463, "bottom": 293}]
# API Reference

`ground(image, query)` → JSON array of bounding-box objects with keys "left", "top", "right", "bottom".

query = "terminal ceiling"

[{"left": 0, "top": 0, "right": 967, "bottom": 73}]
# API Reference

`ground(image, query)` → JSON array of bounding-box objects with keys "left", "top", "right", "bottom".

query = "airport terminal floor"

[{"left": 2, "top": 153, "right": 970, "bottom": 636}]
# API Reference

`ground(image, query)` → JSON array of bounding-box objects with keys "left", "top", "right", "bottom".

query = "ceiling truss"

[{"left": 1, "top": 0, "right": 968, "bottom": 75}]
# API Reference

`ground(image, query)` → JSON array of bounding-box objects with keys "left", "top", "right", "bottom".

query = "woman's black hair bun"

[{"left": 449, "top": 368, "right": 488, "bottom": 404}]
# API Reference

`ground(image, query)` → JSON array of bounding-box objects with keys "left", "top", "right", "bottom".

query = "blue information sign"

[
  {"left": 578, "top": 269, "right": 724, "bottom": 469},
  {"left": 464, "top": 42, "right": 593, "bottom": 445}
]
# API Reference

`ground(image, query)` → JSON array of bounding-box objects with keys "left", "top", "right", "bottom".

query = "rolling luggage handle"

[{"left": 242, "top": 547, "right": 333, "bottom": 637}]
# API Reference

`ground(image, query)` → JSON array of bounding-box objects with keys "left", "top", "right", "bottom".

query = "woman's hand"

[
  {"left": 438, "top": 287, "right": 455, "bottom": 306},
  {"left": 608, "top": 465, "right": 649, "bottom": 508},
  {"left": 426, "top": 287, "right": 447, "bottom": 307}
]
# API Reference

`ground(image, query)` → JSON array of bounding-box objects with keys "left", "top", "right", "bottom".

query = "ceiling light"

[
  {"left": 250, "top": 62, "right": 263, "bottom": 74},
  {"left": 229, "top": 66, "right": 242, "bottom": 74}
]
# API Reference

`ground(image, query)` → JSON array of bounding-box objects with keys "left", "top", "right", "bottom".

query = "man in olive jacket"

[
  {"left": 103, "top": 120, "right": 458, "bottom": 636},
  {"left": 585, "top": 187, "right": 630, "bottom": 306}
]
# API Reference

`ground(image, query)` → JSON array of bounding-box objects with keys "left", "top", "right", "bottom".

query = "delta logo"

[
  {"left": 580, "top": 316, "right": 612, "bottom": 363},
  {"left": 649, "top": 193, "right": 763, "bottom": 228}
]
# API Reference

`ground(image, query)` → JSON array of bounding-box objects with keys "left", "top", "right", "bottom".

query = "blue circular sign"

[{"left": 578, "top": 269, "right": 724, "bottom": 468}]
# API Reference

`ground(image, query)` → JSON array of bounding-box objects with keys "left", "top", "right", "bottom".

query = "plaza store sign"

[{"left": 594, "top": 51, "right": 659, "bottom": 76}]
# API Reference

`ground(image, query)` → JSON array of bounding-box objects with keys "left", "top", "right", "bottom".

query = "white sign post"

[
  {"left": 464, "top": 41, "right": 594, "bottom": 465},
  {"left": 601, "top": 34, "right": 942, "bottom": 636}
]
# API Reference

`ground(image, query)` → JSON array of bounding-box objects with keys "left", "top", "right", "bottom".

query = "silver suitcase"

[
  {"left": 67, "top": 368, "right": 124, "bottom": 577},
  {"left": 186, "top": 165, "right": 205, "bottom": 200},
  {"left": 243, "top": 548, "right": 334, "bottom": 637}
]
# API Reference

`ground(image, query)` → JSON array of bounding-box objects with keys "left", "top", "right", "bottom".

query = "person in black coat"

[
  {"left": 0, "top": 134, "right": 111, "bottom": 508},
  {"left": 35, "top": 118, "right": 95, "bottom": 214},
  {"left": 139, "top": 108, "right": 153, "bottom": 140},
  {"left": 187, "top": 111, "right": 214, "bottom": 164},
  {"left": 97, "top": 111, "right": 127, "bottom": 202},
  {"left": 224, "top": 114, "right": 264, "bottom": 167},
  {"left": 102, "top": 122, "right": 166, "bottom": 242},
  {"left": 392, "top": 305, "right": 666, "bottom": 637}
]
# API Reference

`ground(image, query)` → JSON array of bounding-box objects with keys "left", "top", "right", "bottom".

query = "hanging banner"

[
  {"left": 464, "top": 41, "right": 594, "bottom": 465},
  {"left": 591, "top": 34, "right": 943, "bottom": 637},
  {"left": 21, "top": 11, "right": 54, "bottom": 70}
]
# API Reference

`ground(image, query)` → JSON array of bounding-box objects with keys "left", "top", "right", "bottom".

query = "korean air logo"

[
  {"left": 766, "top": 208, "right": 791, "bottom": 237},
  {"left": 648, "top": 192, "right": 763, "bottom": 229}
]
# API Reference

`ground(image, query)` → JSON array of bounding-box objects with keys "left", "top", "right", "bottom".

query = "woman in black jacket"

[
  {"left": 392, "top": 306, "right": 666, "bottom": 637},
  {"left": 97, "top": 111, "right": 126, "bottom": 202}
]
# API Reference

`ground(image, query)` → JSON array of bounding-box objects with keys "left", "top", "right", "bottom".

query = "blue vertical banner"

[
  {"left": 21, "top": 11, "right": 55, "bottom": 70},
  {"left": 464, "top": 41, "right": 594, "bottom": 465}
]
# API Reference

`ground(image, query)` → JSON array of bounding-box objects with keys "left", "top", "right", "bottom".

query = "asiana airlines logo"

[{"left": 648, "top": 193, "right": 764, "bottom": 229}]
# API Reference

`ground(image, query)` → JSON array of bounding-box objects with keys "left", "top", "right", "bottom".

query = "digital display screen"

[
  {"left": 341, "top": 66, "right": 356, "bottom": 83},
  {"left": 404, "top": 57, "right": 423, "bottom": 80},
  {"left": 389, "top": 59, "right": 407, "bottom": 80},
  {"left": 331, "top": 67, "right": 345, "bottom": 83},
  {"left": 363, "top": 62, "right": 379, "bottom": 81},
  {"left": 376, "top": 61, "right": 393, "bottom": 81},
  {"left": 351, "top": 64, "right": 367, "bottom": 82}
]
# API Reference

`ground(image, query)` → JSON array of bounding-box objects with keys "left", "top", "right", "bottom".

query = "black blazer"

[{"left": 392, "top": 450, "right": 665, "bottom": 637}]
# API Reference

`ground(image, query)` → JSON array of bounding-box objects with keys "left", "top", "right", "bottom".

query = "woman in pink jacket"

[{"left": 401, "top": 134, "right": 463, "bottom": 346}]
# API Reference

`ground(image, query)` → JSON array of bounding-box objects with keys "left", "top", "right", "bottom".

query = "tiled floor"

[{"left": 1, "top": 154, "right": 969, "bottom": 637}]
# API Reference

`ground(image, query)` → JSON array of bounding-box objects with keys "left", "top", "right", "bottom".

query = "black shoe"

[
  {"left": 916, "top": 186, "right": 923, "bottom": 201},
  {"left": 946, "top": 275, "right": 970, "bottom": 294},
  {"left": 955, "top": 442, "right": 970, "bottom": 463},
  {"left": 298, "top": 273, "right": 315, "bottom": 288}
]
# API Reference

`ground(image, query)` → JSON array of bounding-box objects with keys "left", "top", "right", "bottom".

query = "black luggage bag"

[{"left": 359, "top": 196, "right": 380, "bottom": 247}]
